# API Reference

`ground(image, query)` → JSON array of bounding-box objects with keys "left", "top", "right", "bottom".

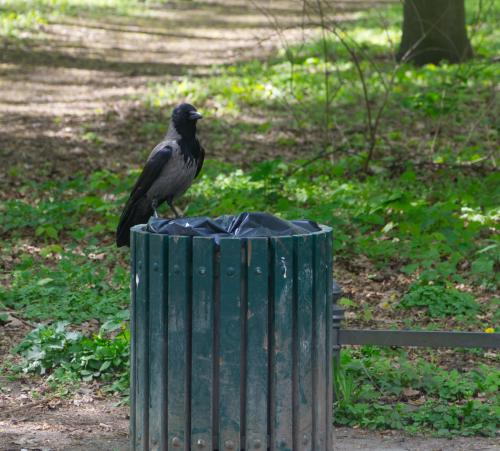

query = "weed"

[
  {"left": 399, "top": 284, "right": 479, "bottom": 318},
  {"left": 13, "top": 320, "right": 129, "bottom": 394},
  {"left": 334, "top": 348, "right": 499, "bottom": 437},
  {"left": 0, "top": 247, "right": 128, "bottom": 322}
]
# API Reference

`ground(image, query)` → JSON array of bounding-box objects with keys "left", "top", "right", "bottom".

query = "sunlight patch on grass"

[{"left": 0, "top": 0, "right": 148, "bottom": 37}]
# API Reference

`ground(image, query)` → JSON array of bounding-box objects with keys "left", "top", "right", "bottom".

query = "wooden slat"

[
  {"left": 191, "top": 237, "right": 215, "bottom": 450},
  {"left": 312, "top": 232, "right": 327, "bottom": 451},
  {"left": 167, "top": 236, "right": 190, "bottom": 451},
  {"left": 271, "top": 236, "right": 294, "bottom": 451},
  {"left": 325, "top": 230, "right": 334, "bottom": 450},
  {"left": 129, "top": 227, "right": 335, "bottom": 451},
  {"left": 245, "top": 238, "right": 269, "bottom": 451},
  {"left": 149, "top": 234, "right": 168, "bottom": 451},
  {"left": 135, "top": 230, "right": 150, "bottom": 451},
  {"left": 218, "top": 238, "right": 242, "bottom": 451},
  {"left": 294, "top": 235, "right": 314, "bottom": 451},
  {"left": 129, "top": 229, "right": 137, "bottom": 450}
]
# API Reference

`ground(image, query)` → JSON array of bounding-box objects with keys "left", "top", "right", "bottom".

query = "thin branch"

[{"left": 316, "top": 0, "right": 332, "bottom": 141}]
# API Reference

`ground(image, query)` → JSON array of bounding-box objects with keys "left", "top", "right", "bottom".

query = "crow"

[{"left": 116, "top": 103, "right": 205, "bottom": 247}]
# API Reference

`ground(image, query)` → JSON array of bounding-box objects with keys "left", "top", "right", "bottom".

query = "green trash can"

[{"left": 130, "top": 224, "right": 333, "bottom": 451}]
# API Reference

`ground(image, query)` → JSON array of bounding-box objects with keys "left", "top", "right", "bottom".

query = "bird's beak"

[{"left": 189, "top": 111, "right": 203, "bottom": 121}]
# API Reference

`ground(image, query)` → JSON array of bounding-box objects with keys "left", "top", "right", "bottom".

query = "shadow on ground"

[{"left": 0, "top": 0, "right": 385, "bottom": 183}]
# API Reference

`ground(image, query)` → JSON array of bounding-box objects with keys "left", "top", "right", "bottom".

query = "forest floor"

[
  {"left": 2, "top": 395, "right": 499, "bottom": 451},
  {"left": 1, "top": 1, "right": 498, "bottom": 450},
  {"left": 0, "top": 0, "right": 327, "bottom": 180}
]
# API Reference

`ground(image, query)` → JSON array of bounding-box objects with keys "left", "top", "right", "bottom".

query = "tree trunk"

[{"left": 397, "top": 0, "right": 473, "bottom": 65}]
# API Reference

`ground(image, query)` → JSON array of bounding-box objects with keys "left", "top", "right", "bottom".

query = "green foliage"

[
  {"left": 139, "top": 0, "right": 500, "bottom": 321},
  {"left": 334, "top": 348, "right": 499, "bottom": 437},
  {"left": 186, "top": 160, "right": 498, "bottom": 292},
  {"left": 0, "top": 8, "right": 45, "bottom": 37},
  {"left": 13, "top": 320, "right": 129, "bottom": 393},
  {"left": 2, "top": 159, "right": 496, "bottom": 325},
  {"left": 0, "top": 170, "right": 132, "bottom": 241},
  {"left": 0, "top": 0, "right": 148, "bottom": 37},
  {"left": 147, "top": 5, "right": 498, "bottom": 164},
  {"left": 1, "top": 0, "right": 498, "bottom": 438},
  {"left": 0, "top": 247, "right": 128, "bottom": 322},
  {"left": 400, "top": 284, "right": 479, "bottom": 318}
]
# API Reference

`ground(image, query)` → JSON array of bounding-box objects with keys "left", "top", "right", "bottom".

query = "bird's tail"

[{"left": 116, "top": 198, "right": 152, "bottom": 247}]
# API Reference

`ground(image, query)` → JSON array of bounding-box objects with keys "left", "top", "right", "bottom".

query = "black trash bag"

[{"left": 147, "top": 212, "right": 320, "bottom": 239}]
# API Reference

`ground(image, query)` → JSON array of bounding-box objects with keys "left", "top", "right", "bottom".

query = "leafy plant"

[
  {"left": 399, "top": 284, "right": 479, "bottom": 318},
  {"left": 334, "top": 348, "right": 499, "bottom": 437},
  {"left": 13, "top": 319, "right": 129, "bottom": 393},
  {"left": 0, "top": 247, "right": 128, "bottom": 323}
]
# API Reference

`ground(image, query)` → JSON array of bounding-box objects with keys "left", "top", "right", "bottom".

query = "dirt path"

[
  {"left": 0, "top": 0, "right": 385, "bottom": 180},
  {"left": 0, "top": 0, "right": 319, "bottom": 180},
  {"left": 1, "top": 398, "right": 499, "bottom": 451}
]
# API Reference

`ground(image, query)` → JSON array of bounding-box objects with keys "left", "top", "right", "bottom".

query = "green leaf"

[
  {"left": 36, "top": 278, "right": 53, "bottom": 286},
  {"left": 99, "top": 360, "right": 111, "bottom": 372}
]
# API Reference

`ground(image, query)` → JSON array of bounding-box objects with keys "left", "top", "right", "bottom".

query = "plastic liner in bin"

[{"left": 146, "top": 211, "right": 320, "bottom": 240}]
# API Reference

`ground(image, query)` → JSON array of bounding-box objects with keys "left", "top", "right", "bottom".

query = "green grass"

[
  {"left": 0, "top": 246, "right": 128, "bottom": 322},
  {"left": 190, "top": 160, "right": 498, "bottom": 290},
  {"left": 2, "top": 160, "right": 498, "bottom": 327},
  {"left": 1, "top": 0, "right": 499, "bottom": 437},
  {"left": 146, "top": 1, "right": 499, "bottom": 168},
  {"left": 0, "top": 0, "right": 153, "bottom": 38},
  {"left": 0, "top": 170, "right": 133, "bottom": 323}
]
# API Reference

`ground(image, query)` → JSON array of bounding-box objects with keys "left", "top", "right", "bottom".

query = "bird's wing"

[
  {"left": 117, "top": 144, "right": 173, "bottom": 227},
  {"left": 195, "top": 139, "right": 205, "bottom": 178},
  {"left": 128, "top": 143, "right": 173, "bottom": 200}
]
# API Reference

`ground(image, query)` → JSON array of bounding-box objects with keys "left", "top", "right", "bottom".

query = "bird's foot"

[
  {"left": 168, "top": 202, "right": 181, "bottom": 218},
  {"left": 151, "top": 199, "right": 160, "bottom": 219}
]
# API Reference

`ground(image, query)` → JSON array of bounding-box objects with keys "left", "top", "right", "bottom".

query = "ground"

[
  {"left": 2, "top": 397, "right": 500, "bottom": 450},
  {"left": 0, "top": 1, "right": 498, "bottom": 450},
  {"left": 0, "top": 0, "right": 315, "bottom": 180}
]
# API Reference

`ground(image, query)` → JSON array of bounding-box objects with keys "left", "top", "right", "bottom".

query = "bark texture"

[{"left": 397, "top": 0, "right": 473, "bottom": 65}]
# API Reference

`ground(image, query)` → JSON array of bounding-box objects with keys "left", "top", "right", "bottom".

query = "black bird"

[{"left": 116, "top": 103, "right": 205, "bottom": 247}]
